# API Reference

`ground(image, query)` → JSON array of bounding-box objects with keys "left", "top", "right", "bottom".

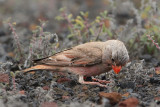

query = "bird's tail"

[{"left": 22, "top": 65, "right": 62, "bottom": 73}]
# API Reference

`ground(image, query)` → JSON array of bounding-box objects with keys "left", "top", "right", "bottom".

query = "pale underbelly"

[{"left": 67, "top": 64, "right": 112, "bottom": 76}]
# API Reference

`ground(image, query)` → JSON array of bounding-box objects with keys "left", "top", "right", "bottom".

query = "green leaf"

[
  {"left": 89, "top": 28, "right": 94, "bottom": 35},
  {"left": 102, "top": 24, "right": 107, "bottom": 32},
  {"left": 104, "top": 10, "right": 108, "bottom": 15},
  {"left": 43, "top": 32, "right": 51, "bottom": 35},
  {"left": 145, "top": 5, "right": 151, "bottom": 12},
  {"left": 55, "top": 16, "right": 64, "bottom": 21},
  {"left": 106, "top": 29, "right": 113, "bottom": 37},
  {"left": 68, "top": 14, "right": 73, "bottom": 19},
  {"left": 95, "top": 19, "right": 100, "bottom": 23},
  {"left": 59, "top": 7, "right": 66, "bottom": 12},
  {"left": 84, "top": 12, "right": 89, "bottom": 17},
  {"left": 80, "top": 11, "right": 84, "bottom": 16},
  {"left": 67, "top": 34, "right": 74, "bottom": 38},
  {"left": 10, "top": 72, "right": 15, "bottom": 77},
  {"left": 96, "top": 16, "right": 101, "bottom": 20},
  {"left": 75, "top": 19, "right": 84, "bottom": 28},
  {"left": 77, "top": 16, "right": 82, "bottom": 20}
]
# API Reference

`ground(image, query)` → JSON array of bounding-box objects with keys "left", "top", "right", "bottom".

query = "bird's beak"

[{"left": 112, "top": 65, "right": 122, "bottom": 74}]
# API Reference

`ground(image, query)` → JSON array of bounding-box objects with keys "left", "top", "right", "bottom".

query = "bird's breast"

[{"left": 67, "top": 64, "right": 112, "bottom": 76}]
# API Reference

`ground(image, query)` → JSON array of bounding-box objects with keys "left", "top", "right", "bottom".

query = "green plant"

[
  {"left": 4, "top": 18, "right": 59, "bottom": 67},
  {"left": 141, "top": 28, "right": 160, "bottom": 54},
  {"left": 29, "top": 20, "right": 59, "bottom": 59},
  {"left": 55, "top": 8, "right": 113, "bottom": 43},
  {"left": 4, "top": 18, "right": 24, "bottom": 63},
  {"left": 126, "top": 0, "right": 160, "bottom": 56},
  {"left": 140, "top": 0, "right": 160, "bottom": 54}
]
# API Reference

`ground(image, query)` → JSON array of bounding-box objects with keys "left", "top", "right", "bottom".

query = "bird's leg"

[
  {"left": 92, "top": 77, "right": 110, "bottom": 84},
  {"left": 78, "top": 75, "right": 107, "bottom": 88}
]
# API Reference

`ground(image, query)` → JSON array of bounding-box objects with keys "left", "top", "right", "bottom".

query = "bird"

[{"left": 23, "top": 40, "right": 129, "bottom": 87}]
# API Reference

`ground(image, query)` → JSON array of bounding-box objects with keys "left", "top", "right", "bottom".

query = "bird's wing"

[{"left": 34, "top": 42, "right": 103, "bottom": 67}]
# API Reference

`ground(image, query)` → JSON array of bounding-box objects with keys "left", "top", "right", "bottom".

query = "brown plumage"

[{"left": 23, "top": 40, "right": 129, "bottom": 87}]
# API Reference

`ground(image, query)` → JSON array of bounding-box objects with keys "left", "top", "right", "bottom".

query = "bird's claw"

[
  {"left": 79, "top": 75, "right": 108, "bottom": 88},
  {"left": 92, "top": 78, "right": 110, "bottom": 84}
]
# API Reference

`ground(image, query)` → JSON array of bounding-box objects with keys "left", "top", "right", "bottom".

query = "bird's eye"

[{"left": 112, "top": 58, "right": 114, "bottom": 62}]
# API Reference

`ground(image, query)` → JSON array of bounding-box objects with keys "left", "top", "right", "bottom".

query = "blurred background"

[
  {"left": 0, "top": 1, "right": 160, "bottom": 107},
  {"left": 0, "top": 0, "right": 160, "bottom": 66}
]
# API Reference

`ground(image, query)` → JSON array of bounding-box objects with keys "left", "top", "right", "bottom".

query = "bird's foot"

[
  {"left": 79, "top": 75, "right": 108, "bottom": 88},
  {"left": 80, "top": 81, "right": 107, "bottom": 88},
  {"left": 92, "top": 78, "right": 110, "bottom": 84}
]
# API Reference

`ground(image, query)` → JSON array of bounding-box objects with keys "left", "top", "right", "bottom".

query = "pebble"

[{"left": 150, "top": 77, "right": 160, "bottom": 84}]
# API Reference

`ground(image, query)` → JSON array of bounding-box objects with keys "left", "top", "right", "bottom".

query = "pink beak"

[{"left": 112, "top": 65, "right": 122, "bottom": 74}]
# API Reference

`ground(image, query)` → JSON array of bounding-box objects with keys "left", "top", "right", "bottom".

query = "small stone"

[
  {"left": 99, "top": 92, "right": 122, "bottom": 105},
  {"left": 150, "top": 77, "right": 160, "bottom": 84},
  {"left": 122, "top": 92, "right": 129, "bottom": 98},
  {"left": 119, "top": 97, "right": 139, "bottom": 107},
  {"left": 68, "top": 80, "right": 77, "bottom": 87},
  {"left": 155, "top": 67, "right": 160, "bottom": 75},
  {"left": 0, "top": 73, "right": 9, "bottom": 83},
  {"left": 57, "top": 77, "right": 71, "bottom": 83},
  {"left": 40, "top": 102, "right": 58, "bottom": 107},
  {"left": 130, "top": 93, "right": 139, "bottom": 98},
  {"left": 42, "top": 86, "right": 50, "bottom": 90},
  {"left": 127, "top": 89, "right": 133, "bottom": 93},
  {"left": 7, "top": 52, "right": 15, "bottom": 58},
  {"left": 0, "top": 29, "right": 5, "bottom": 36},
  {"left": 151, "top": 58, "right": 159, "bottom": 66},
  {"left": 82, "top": 86, "right": 88, "bottom": 90},
  {"left": 154, "top": 97, "right": 160, "bottom": 102},
  {"left": 139, "top": 54, "right": 152, "bottom": 61},
  {"left": 19, "top": 90, "right": 25, "bottom": 95},
  {"left": 119, "top": 81, "right": 135, "bottom": 89},
  {"left": 62, "top": 95, "right": 70, "bottom": 100}
]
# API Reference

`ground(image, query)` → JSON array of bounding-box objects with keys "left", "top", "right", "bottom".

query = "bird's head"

[{"left": 103, "top": 40, "right": 129, "bottom": 74}]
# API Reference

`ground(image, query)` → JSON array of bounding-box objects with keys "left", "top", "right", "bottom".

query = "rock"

[
  {"left": 18, "top": 90, "right": 25, "bottom": 95},
  {"left": 0, "top": 29, "right": 6, "bottom": 37},
  {"left": 68, "top": 80, "right": 77, "bottom": 87},
  {"left": 99, "top": 92, "right": 122, "bottom": 105},
  {"left": 0, "top": 99, "right": 5, "bottom": 107},
  {"left": 101, "top": 98, "right": 112, "bottom": 107},
  {"left": 82, "top": 86, "right": 88, "bottom": 90},
  {"left": 139, "top": 54, "right": 152, "bottom": 61},
  {"left": 62, "top": 95, "right": 70, "bottom": 100},
  {"left": 42, "top": 86, "right": 50, "bottom": 90},
  {"left": 122, "top": 93, "right": 129, "bottom": 98},
  {"left": 118, "top": 81, "right": 135, "bottom": 89},
  {"left": 151, "top": 58, "right": 159, "bottom": 67},
  {"left": 57, "top": 77, "right": 71, "bottom": 83},
  {"left": 149, "top": 101, "right": 160, "bottom": 107},
  {"left": 155, "top": 67, "right": 160, "bottom": 75},
  {"left": 0, "top": 73, "right": 9, "bottom": 83},
  {"left": 150, "top": 77, "right": 160, "bottom": 84},
  {"left": 126, "top": 89, "right": 133, "bottom": 93},
  {"left": 154, "top": 97, "right": 160, "bottom": 104},
  {"left": 130, "top": 93, "right": 139, "bottom": 98},
  {"left": 119, "top": 97, "right": 139, "bottom": 107},
  {"left": 40, "top": 102, "right": 58, "bottom": 107}
]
